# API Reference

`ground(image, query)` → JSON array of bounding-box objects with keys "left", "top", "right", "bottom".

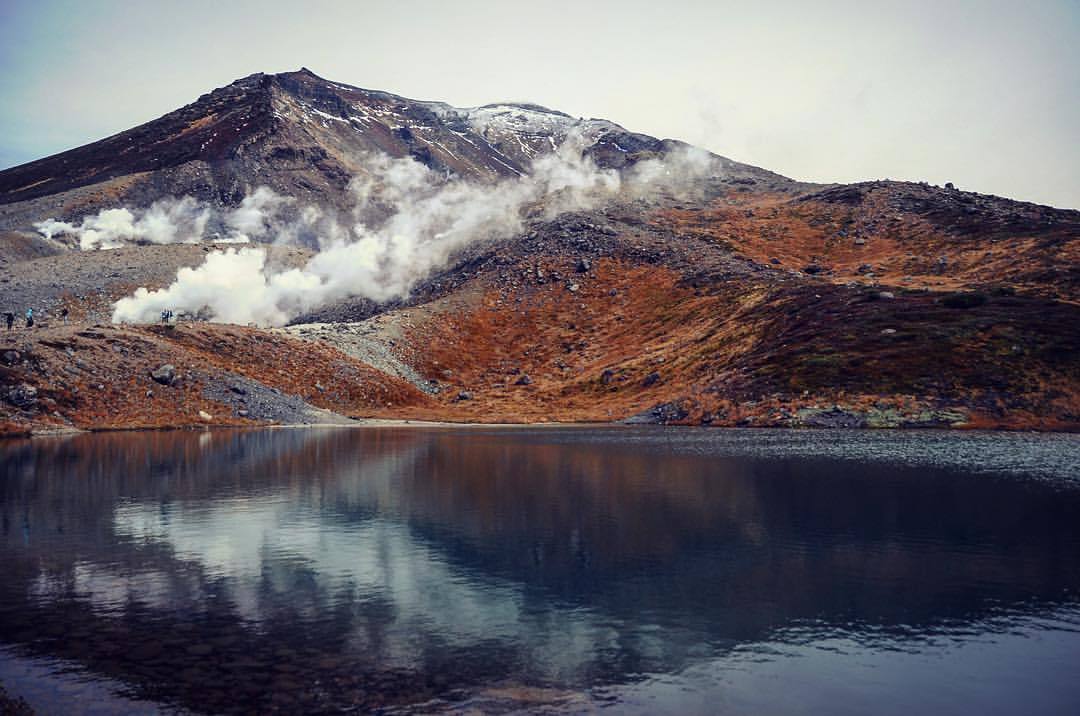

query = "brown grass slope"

[
  {"left": 0, "top": 323, "right": 431, "bottom": 434},
  {"left": 2, "top": 178, "right": 1077, "bottom": 433},
  {"left": 352, "top": 183, "right": 1079, "bottom": 430}
]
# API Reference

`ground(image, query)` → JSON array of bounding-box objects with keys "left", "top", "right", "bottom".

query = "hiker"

[
  {"left": 25, "top": 308, "right": 33, "bottom": 329},
  {"left": 60, "top": 307, "right": 69, "bottom": 325},
  {"left": 4, "top": 312, "right": 13, "bottom": 331},
  {"left": 161, "top": 309, "right": 169, "bottom": 325}
]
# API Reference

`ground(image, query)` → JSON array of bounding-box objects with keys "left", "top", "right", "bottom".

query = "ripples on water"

[{"left": 1, "top": 427, "right": 1078, "bottom": 714}]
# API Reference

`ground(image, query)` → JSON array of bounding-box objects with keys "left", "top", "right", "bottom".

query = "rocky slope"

[{"left": 1, "top": 69, "right": 1078, "bottom": 433}]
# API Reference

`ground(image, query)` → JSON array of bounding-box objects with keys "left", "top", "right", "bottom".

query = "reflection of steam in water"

[{"left": 108, "top": 505, "right": 632, "bottom": 679}]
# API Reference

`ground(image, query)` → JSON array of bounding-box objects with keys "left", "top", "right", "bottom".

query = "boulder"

[
  {"left": 150, "top": 364, "right": 178, "bottom": 386},
  {"left": 6, "top": 383, "right": 38, "bottom": 409},
  {"left": 642, "top": 371, "right": 661, "bottom": 387},
  {"left": 455, "top": 391, "right": 473, "bottom": 401},
  {"left": 515, "top": 374, "right": 532, "bottom": 386},
  {"left": 601, "top": 368, "right": 615, "bottom": 385}
]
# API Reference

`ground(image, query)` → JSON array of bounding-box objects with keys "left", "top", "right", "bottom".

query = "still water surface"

[{"left": 1, "top": 427, "right": 1079, "bottom": 714}]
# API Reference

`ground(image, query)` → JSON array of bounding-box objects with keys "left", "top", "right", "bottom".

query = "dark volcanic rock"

[{"left": 5, "top": 383, "right": 38, "bottom": 409}]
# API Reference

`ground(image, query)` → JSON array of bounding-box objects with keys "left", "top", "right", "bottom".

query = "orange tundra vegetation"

[
  {"left": 398, "top": 255, "right": 1079, "bottom": 430},
  {"left": 2, "top": 181, "right": 1078, "bottom": 434},
  {"left": 656, "top": 183, "right": 1079, "bottom": 300}
]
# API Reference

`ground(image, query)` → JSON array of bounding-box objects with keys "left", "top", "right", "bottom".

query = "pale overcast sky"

[{"left": 1, "top": 0, "right": 1077, "bottom": 208}]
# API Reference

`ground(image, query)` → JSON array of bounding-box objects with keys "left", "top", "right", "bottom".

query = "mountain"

[
  {"left": 1, "top": 69, "right": 1078, "bottom": 434},
  {"left": 0, "top": 68, "right": 787, "bottom": 232}
]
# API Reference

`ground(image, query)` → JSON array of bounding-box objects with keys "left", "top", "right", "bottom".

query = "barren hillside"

[{"left": 1, "top": 69, "right": 1077, "bottom": 434}]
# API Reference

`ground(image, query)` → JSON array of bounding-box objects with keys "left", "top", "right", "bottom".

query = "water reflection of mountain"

[{"left": 1, "top": 428, "right": 1079, "bottom": 713}]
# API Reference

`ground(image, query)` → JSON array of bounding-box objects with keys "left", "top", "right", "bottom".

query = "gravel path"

[{"left": 278, "top": 320, "right": 438, "bottom": 394}]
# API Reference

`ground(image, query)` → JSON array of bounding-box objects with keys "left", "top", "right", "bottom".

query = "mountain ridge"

[{"left": 0, "top": 68, "right": 793, "bottom": 235}]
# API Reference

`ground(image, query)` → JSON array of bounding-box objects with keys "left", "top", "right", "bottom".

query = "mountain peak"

[{"left": 0, "top": 68, "right": 789, "bottom": 228}]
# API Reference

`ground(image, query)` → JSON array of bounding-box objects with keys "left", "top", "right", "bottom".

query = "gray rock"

[
  {"left": 150, "top": 364, "right": 177, "bottom": 386},
  {"left": 797, "top": 407, "right": 867, "bottom": 428},
  {"left": 6, "top": 383, "right": 38, "bottom": 408},
  {"left": 624, "top": 401, "right": 688, "bottom": 424},
  {"left": 642, "top": 371, "right": 661, "bottom": 387},
  {"left": 576, "top": 258, "right": 592, "bottom": 273},
  {"left": 515, "top": 374, "right": 532, "bottom": 386},
  {"left": 601, "top": 368, "right": 615, "bottom": 385},
  {"left": 456, "top": 390, "right": 474, "bottom": 401}
]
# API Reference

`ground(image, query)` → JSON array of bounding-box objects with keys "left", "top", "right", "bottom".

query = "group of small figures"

[{"left": 4, "top": 307, "right": 69, "bottom": 330}]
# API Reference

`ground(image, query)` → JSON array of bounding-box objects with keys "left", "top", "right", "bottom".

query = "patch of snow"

[{"left": 310, "top": 107, "right": 349, "bottom": 124}]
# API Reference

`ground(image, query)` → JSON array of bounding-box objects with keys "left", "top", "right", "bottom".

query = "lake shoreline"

[{"left": 7, "top": 418, "right": 1077, "bottom": 440}]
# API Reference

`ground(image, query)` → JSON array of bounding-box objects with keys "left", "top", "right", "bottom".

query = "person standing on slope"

[
  {"left": 4, "top": 312, "right": 13, "bottom": 331},
  {"left": 25, "top": 308, "right": 34, "bottom": 328}
]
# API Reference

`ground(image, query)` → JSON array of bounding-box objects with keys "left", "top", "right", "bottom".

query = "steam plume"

[
  {"left": 36, "top": 197, "right": 213, "bottom": 250},
  {"left": 111, "top": 141, "right": 719, "bottom": 326}
]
